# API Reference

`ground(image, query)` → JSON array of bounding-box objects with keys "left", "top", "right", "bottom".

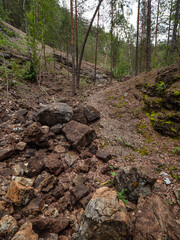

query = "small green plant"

[
  {"left": 155, "top": 81, "right": 166, "bottom": 94},
  {"left": 110, "top": 166, "right": 117, "bottom": 177},
  {"left": 117, "top": 189, "right": 128, "bottom": 204},
  {"left": 172, "top": 147, "right": 180, "bottom": 155}
]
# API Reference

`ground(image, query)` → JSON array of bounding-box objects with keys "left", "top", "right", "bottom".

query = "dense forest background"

[{"left": 0, "top": 0, "right": 179, "bottom": 81}]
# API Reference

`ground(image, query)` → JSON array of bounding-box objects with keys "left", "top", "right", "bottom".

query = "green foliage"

[
  {"left": 23, "top": 62, "right": 36, "bottom": 81},
  {"left": 155, "top": 81, "right": 166, "bottom": 94},
  {"left": 117, "top": 189, "right": 128, "bottom": 204},
  {"left": 172, "top": 147, "right": 180, "bottom": 155}
]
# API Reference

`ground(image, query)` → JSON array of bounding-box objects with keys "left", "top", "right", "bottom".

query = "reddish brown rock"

[
  {"left": 70, "top": 184, "right": 89, "bottom": 203},
  {"left": 31, "top": 217, "right": 69, "bottom": 237},
  {"left": 83, "top": 105, "right": 100, "bottom": 123},
  {"left": 12, "top": 222, "right": 38, "bottom": 240},
  {"left": 96, "top": 149, "right": 111, "bottom": 162},
  {"left": 62, "top": 120, "right": 97, "bottom": 152},
  {"left": 0, "top": 215, "right": 18, "bottom": 239},
  {"left": 0, "top": 201, "right": 5, "bottom": 219},
  {"left": 7, "top": 181, "right": 34, "bottom": 206},
  {"left": 78, "top": 160, "right": 90, "bottom": 173},
  {"left": 80, "top": 149, "right": 92, "bottom": 159},
  {"left": 73, "top": 105, "right": 100, "bottom": 124},
  {"left": 0, "top": 147, "right": 15, "bottom": 161},
  {"left": 22, "top": 194, "right": 44, "bottom": 217},
  {"left": 134, "top": 195, "right": 180, "bottom": 240},
  {"left": 26, "top": 156, "right": 45, "bottom": 177},
  {"left": 63, "top": 152, "right": 79, "bottom": 167},
  {"left": 44, "top": 155, "right": 64, "bottom": 175},
  {"left": 33, "top": 171, "right": 58, "bottom": 193},
  {"left": 52, "top": 185, "right": 64, "bottom": 199},
  {"left": 23, "top": 123, "right": 49, "bottom": 147}
]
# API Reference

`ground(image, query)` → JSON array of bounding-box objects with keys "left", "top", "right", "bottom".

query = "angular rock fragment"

[
  {"left": 73, "top": 104, "right": 100, "bottom": 124},
  {"left": 0, "top": 215, "right": 18, "bottom": 239},
  {"left": 31, "top": 217, "right": 69, "bottom": 237},
  {"left": 114, "top": 166, "right": 157, "bottom": 203},
  {"left": 33, "top": 171, "right": 57, "bottom": 192},
  {"left": 63, "top": 120, "right": 97, "bottom": 151},
  {"left": 22, "top": 194, "right": 44, "bottom": 217},
  {"left": 23, "top": 123, "right": 49, "bottom": 147},
  {"left": 96, "top": 149, "right": 111, "bottom": 162},
  {"left": 0, "top": 147, "right": 15, "bottom": 161},
  {"left": 12, "top": 221, "right": 38, "bottom": 240},
  {"left": 44, "top": 156, "right": 64, "bottom": 175},
  {"left": 26, "top": 156, "right": 45, "bottom": 177},
  {"left": 70, "top": 184, "right": 89, "bottom": 203},
  {"left": 7, "top": 181, "right": 34, "bottom": 206},
  {"left": 0, "top": 201, "right": 5, "bottom": 219},
  {"left": 16, "top": 141, "right": 27, "bottom": 151},
  {"left": 13, "top": 176, "right": 34, "bottom": 187},
  {"left": 37, "top": 102, "right": 73, "bottom": 127},
  {"left": 134, "top": 195, "right": 180, "bottom": 240},
  {"left": 63, "top": 152, "right": 79, "bottom": 167},
  {"left": 75, "top": 187, "right": 132, "bottom": 240}
]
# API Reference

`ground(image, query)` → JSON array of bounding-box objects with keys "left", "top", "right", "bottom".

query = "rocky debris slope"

[
  {"left": 136, "top": 64, "right": 180, "bottom": 137},
  {"left": 0, "top": 98, "right": 179, "bottom": 239}
]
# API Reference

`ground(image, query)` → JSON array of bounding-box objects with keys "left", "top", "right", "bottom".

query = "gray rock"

[
  {"left": 16, "top": 142, "right": 27, "bottom": 151},
  {"left": 75, "top": 187, "right": 132, "bottom": 240},
  {"left": 37, "top": 103, "right": 73, "bottom": 127},
  {"left": 50, "top": 124, "right": 64, "bottom": 134},
  {"left": 0, "top": 215, "right": 18, "bottom": 239},
  {"left": 114, "top": 166, "right": 157, "bottom": 203}
]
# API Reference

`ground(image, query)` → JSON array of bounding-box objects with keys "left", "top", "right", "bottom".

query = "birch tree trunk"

[
  {"left": 94, "top": 8, "right": 100, "bottom": 84},
  {"left": 154, "top": 0, "right": 160, "bottom": 60}
]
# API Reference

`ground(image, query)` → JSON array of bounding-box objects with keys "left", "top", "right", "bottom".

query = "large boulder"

[
  {"left": 114, "top": 166, "right": 157, "bottom": 203},
  {"left": 62, "top": 120, "right": 97, "bottom": 152},
  {"left": 12, "top": 222, "right": 38, "bottom": 240},
  {"left": 73, "top": 105, "right": 100, "bottom": 124},
  {"left": 134, "top": 195, "right": 180, "bottom": 240},
  {"left": 37, "top": 103, "right": 73, "bottom": 127},
  {"left": 74, "top": 187, "right": 132, "bottom": 240}
]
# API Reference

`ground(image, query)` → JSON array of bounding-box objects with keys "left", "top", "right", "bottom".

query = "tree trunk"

[
  {"left": 166, "top": 0, "right": 173, "bottom": 59},
  {"left": 75, "top": 0, "right": 79, "bottom": 86},
  {"left": 110, "top": 0, "right": 113, "bottom": 82},
  {"left": 171, "top": 0, "right": 180, "bottom": 55},
  {"left": 140, "top": 1, "right": 146, "bottom": 73},
  {"left": 154, "top": 0, "right": 160, "bottom": 60},
  {"left": 70, "top": 0, "right": 76, "bottom": 96},
  {"left": 135, "top": 0, "right": 141, "bottom": 76},
  {"left": 76, "top": 0, "right": 103, "bottom": 88},
  {"left": 23, "top": 0, "right": 33, "bottom": 71},
  {"left": 147, "top": 0, "right": 151, "bottom": 71},
  {"left": 94, "top": 8, "right": 100, "bottom": 84}
]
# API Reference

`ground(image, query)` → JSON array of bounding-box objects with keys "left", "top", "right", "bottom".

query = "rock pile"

[{"left": 0, "top": 101, "right": 179, "bottom": 239}]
